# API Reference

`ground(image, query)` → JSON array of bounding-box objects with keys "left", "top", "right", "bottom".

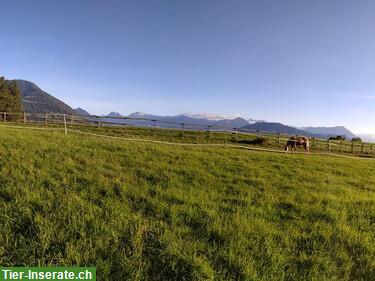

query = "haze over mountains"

[
  {"left": 357, "top": 134, "right": 375, "bottom": 143},
  {"left": 12, "top": 79, "right": 358, "bottom": 139}
]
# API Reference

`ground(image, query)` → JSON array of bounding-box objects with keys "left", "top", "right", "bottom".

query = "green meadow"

[{"left": 0, "top": 125, "right": 375, "bottom": 280}]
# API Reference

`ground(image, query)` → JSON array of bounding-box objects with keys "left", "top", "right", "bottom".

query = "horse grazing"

[{"left": 284, "top": 136, "right": 310, "bottom": 154}]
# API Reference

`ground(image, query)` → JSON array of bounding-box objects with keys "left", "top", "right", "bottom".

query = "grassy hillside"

[
  {"left": 0, "top": 126, "right": 375, "bottom": 280},
  {"left": 14, "top": 80, "right": 76, "bottom": 114}
]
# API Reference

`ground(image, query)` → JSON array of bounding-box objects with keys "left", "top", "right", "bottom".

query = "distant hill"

[
  {"left": 242, "top": 122, "right": 326, "bottom": 138},
  {"left": 106, "top": 112, "right": 124, "bottom": 118},
  {"left": 74, "top": 108, "right": 91, "bottom": 116},
  {"left": 301, "top": 126, "right": 357, "bottom": 139},
  {"left": 14, "top": 80, "right": 75, "bottom": 114},
  {"left": 212, "top": 117, "right": 249, "bottom": 129}
]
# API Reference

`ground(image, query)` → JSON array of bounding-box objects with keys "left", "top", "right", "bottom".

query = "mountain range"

[
  {"left": 99, "top": 112, "right": 356, "bottom": 139},
  {"left": 12, "top": 79, "right": 358, "bottom": 140},
  {"left": 101, "top": 112, "right": 246, "bottom": 130}
]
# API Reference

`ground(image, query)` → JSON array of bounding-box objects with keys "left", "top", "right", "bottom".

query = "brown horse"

[{"left": 284, "top": 136, "right": 310, "bottom": 154}]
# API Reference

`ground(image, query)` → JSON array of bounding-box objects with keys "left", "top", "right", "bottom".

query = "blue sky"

[{"left": 1, "top": 0, "right": 375, "bottom": 133}]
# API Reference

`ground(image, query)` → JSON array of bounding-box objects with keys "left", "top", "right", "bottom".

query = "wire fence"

[{"left": 0, "top": 111, "right": 373, "bottom": 157}]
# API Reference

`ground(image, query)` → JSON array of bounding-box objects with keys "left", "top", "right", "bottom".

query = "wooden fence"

[{"left": 0, "top": 111, "right": 373, "bottom": 156}]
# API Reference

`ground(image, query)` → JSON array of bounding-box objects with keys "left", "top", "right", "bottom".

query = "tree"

[{"left": 0, "top": 76, "right": 23, "bottom": 120}]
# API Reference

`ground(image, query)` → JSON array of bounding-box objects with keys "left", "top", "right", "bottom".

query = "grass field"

[{"left": 1, "top": 125, "right": 375, "bottom": 280}]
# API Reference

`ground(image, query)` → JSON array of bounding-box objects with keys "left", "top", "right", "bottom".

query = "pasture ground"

[{"left": 0, "top": 125, "right": 375, "bottom": 280}]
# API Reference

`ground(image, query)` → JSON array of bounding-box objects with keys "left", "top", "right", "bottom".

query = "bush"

[
  {"left": 351, "top": 137, "right": 362, "bottom": 142},
  {"left": 329, "top": 135, "right": 345, "bottom": 141}
]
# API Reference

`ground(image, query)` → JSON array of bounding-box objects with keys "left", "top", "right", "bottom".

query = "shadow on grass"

[{"left": 237, "top": 137, "right": 269, "bottom": 145}]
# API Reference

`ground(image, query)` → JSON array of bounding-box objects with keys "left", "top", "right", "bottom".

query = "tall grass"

[{"left": 0, "top": 126, "right": 375, "bottom": 280}]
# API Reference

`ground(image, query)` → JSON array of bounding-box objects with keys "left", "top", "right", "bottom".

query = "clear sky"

[{"left": 1, "top": 0, "right": 375, "bottom": 134}]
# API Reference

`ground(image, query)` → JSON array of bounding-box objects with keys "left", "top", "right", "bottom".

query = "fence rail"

[{"left": 0, "top": 111, "right": 372, "bottom": 156}]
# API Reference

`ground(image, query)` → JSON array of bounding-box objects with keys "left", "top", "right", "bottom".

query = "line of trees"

[
  {"left": 328, "top": 135, "right": 346, "bottom": 141},
  {"left": 0, "top": 76, "right": 23, "bottom": 117},
  {"left": 328, "top": 135, "right": 362, "bottom": 142}
]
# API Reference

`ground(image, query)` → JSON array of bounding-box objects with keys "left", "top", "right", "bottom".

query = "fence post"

[
  {"left": 232, "top": 128, "right": 238, "bottom": 142},
  {"left": 256, "top": 130, "right": 260, "bottom": 137},
  {"left": 339, "top": 141, "right": 343, "bottom": 152},
  {"left": 351, "top": 142, "right": 354, "bottom": 153},
  {"left": 371, "top": 144, "right": 373, "bottom": 153},
  {"left": 277, "top": 133, "right": 280, "bottom": 144},
  {"left": 23, "top": 112, "right": 27, "bottom": 123},
  {"left": 45, "top": 113, "right": 48, "bottom": 125},
  {"left": 225, "top": 130, "right": 228, "bottom": 149},
  {"left": 209, "top": 126, "right": 212, "bottom": 139},
  {"left": 63, "top": 114, "right": 68, "bottom": 135},
  {"left": 181, "top": 123, "right": 185, "bottom": 137},
  {"left": 361, "top": 143, "right": 364, "bottom": 153},
  {"left": 327, "top": 139, "right": 331, "bottom": 153},
  {"left": 4, "top": 112, "right": 6, "bottom": 122},
  {"left": 153, "top": 120, "right": 157, "bottom": 137}
]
